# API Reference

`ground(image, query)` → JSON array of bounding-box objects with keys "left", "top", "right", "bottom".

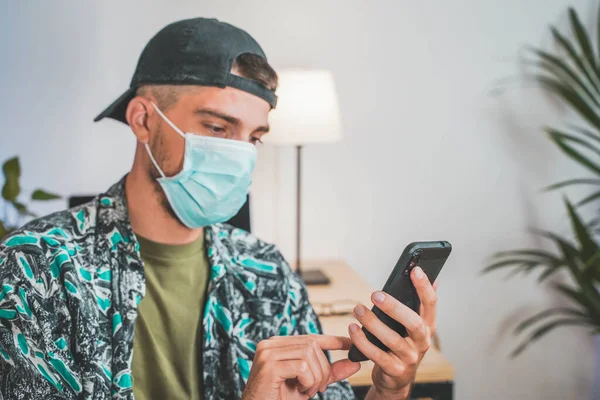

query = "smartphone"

[{"left": 348, "top": 241, "right": 452, "bottom": 362}]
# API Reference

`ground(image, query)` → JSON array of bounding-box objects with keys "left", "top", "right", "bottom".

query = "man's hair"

[{"left": 136, "top": 53, "right": 278, "bottom": 110}]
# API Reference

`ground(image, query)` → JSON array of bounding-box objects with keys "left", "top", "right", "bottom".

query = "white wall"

[{"left": 0, "top": 1, "right": 597, "bottom": 398}]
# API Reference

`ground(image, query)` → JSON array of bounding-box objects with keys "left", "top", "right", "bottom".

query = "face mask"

[{"left": 145, "top": 103, "right": 257, "bottom": 229}]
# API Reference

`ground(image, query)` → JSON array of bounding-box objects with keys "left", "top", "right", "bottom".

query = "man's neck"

[{"left": 125, "top": 167, "right": 203, "bottom": 245}]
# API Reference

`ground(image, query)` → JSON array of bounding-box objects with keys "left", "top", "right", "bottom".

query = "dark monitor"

[
  {"left": 226, "top": 195, "right": 251, "bottom": 232},
  {"left": 68, "top": 194, "right": 252, "bottom": 233},
  {"left": 68, "top": 196, "right": 95, "bottom": 208}
]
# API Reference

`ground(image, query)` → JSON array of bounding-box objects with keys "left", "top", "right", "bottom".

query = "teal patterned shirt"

[{"left": 0, "top": 178, "right": 355, "bottom": 399}]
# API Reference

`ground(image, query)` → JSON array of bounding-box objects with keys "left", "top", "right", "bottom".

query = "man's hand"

[
  {"left": 242, "top": 335, "right": 361, "bottom": 400},
  {"left": 348, "top": 267, "right": 439, "bottom": 399}
]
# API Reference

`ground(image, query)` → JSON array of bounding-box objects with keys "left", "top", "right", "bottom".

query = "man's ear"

[{"left": 126, "top": 97, "right": 152, "bottom": 144}]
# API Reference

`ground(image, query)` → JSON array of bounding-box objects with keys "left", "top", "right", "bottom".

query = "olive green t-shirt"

[{"left": 132, "top": 233, "right": 209, "bottom": 400}]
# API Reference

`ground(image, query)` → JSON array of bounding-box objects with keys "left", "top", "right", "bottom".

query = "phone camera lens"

[{"left": 440, "top": 242, "right": 446, "bottom": 247}]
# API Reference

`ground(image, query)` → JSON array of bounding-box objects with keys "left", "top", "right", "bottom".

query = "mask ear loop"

[
  {"left": 145, "top": 143, "right": 166, "bottom": 178},
  {"left": 151, "top": 102, "right": 186, "bottom": 138},
  {"left": 145, "top": 102, "right": 187, "bottom": 178}
]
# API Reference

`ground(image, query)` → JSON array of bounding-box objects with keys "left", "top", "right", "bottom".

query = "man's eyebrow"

[{"left": 194, "top": 108, "right": 270, "bottom": 133}]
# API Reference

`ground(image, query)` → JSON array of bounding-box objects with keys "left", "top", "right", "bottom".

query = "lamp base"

[{"left": 299, "top": 269, "right": 331, "bottom": 286}]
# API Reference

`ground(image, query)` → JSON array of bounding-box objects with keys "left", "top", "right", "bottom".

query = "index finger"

[
  {"left": 269, "top": 334, "right": 353, "bottom": 351},
  {"left": 411, "top": 266, "right": 437, "bottom": 331}
]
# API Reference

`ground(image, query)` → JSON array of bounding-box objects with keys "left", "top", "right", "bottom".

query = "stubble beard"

[{"left": 147, "top": 127, "right": 186, "bottom": 227}]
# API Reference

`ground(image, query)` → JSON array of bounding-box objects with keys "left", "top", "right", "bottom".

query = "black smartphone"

[{"left": 348, "top": 241, "right": 452, "bottom": 362}]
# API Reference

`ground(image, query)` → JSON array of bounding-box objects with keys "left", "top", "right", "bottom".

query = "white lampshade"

[{"left": 264, "top": 69, "right": 343, "bottom": 146}]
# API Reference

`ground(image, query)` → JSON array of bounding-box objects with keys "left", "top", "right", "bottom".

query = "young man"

[{"left": 0, "top": 18, "right": 438, "bottom": 399}]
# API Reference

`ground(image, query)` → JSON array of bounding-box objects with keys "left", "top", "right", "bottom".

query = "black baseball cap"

[{"left": 94, "top": 17, "right": 277, "bottom": 124}]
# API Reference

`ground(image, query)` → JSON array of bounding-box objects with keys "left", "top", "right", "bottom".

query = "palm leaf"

[
  {"left": 551, "top": 26, "right": 600, "bottom": 96},
  {"left": 581, "top": 250, "right": 600, "bottom": 280},
  {"left": 565, "top": 198, "right": 598, "bottom": 258},
  {"left": 483, "top": 248, "right": 563, "bottom": 275},
  {"left": 531, "top": 48, "right": 600, "bottom": 107},
  {"left": 576, "top": 190, "right": 600, "bottom": 207},
  {"left": 568, "top": 8, "right": 599, "bottom": 84},
  {"left": 482, "top": 258, "right": 548, "bottom": 274},
  {"left": 547, "top": 128, "right": 600, "bottom": 175},
  {"left": 598, "top": 3, "right": 600, "bottom": 74},
  {"left": 547, "top": 128, "right": 600, "bottom": 157},
  {"left": 554, "top": 283, "right": 600, "bottom": 321},
  {"left": 511, "top": 318, "right": 591, "bottom": 357},
  {"left": 532, "top": 229, "right": 578, "bottom": 257},
  {"left": 502, "top": 262, "right": 539, "bottom": 280},
  {"left": 566, "top": 124, "right": 600, "bottom": 144},
  {"left": 537, "top": 266, "right": 562, "bottom": 282},
  {"left": 514, "top": 307, "right": 589, "bottom": 334},
  {"left": 538, "top": 77, "right": 600, "bottom": 130},
  {"left": 492, "top": 249, "right": 563, "bottom": 262},
  {"left": 544, "top": 178, "right": 600, "bottom": 191}
]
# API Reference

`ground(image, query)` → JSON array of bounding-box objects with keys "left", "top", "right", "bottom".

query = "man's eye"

[
  {"left": 206, "top": 125, "right": 225, "bottom": 135},
  {"left": 250, "top": 137, "right": 263, "bottom": 145}
]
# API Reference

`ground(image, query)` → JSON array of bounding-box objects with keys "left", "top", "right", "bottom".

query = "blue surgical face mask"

[{"left": 145, "top": 103, "right": 257, "bottom": 229}]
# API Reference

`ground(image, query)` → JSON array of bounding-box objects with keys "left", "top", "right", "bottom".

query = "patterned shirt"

[{"left": 0, "top": 178, "right": 356, "bottom": 399}]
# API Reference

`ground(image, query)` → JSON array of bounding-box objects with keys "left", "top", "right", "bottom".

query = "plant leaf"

[
  {"left": 1, "top": 181, "right": 20, "bottom": 202},
  {"left": 565, "top": 198, "right": 599, "bottom": 259},
  {"left": 538, "top": 77, "right": 600, "bottom": 131},
  {"left": 492, "top": 249, "right": 562, "bottom": 261},
  {"left": 568, "top": 8, "right": 598, "bottom": 83},
  {"left": 2, "top": 157, "right": 20, "bottom": 180},
  {"left": 502, "top": 261, "right": 544, "bottom": 280},
  {"left": 554, "top": 283, "right": 600, "bottom": 321},
  {"left": 532, "top": 229, "right": 578, "bottom": 256},
  {"left": 1, "top": 157, "right": 21, "bottom": 202},
  {"left": 0, "top": 220, "right": 6, "bottom": 240},
  {"left": 597, "top": 2, "right": 600, "bottom": 75},
  {"left": 582, "top": 250, "right": 600, "bottom": 280},
  {"left": 511, "top": 318, "right": 591, "bottom": 357},
  {"left": 547, "top": 128, "right": 600, "bottom": 158},
  {"left": 514, "top": 307, "right": 589, "bottom": 334},
  {"left": 544, "top": 178, "right": 600, "bottom": 191},
  {"left": 531, "top": 47, "right": 600, "bottom": 107},
  {"left": 31, "top": 189, "right": 61, "bottom": 201},
  {"left": 537, "top": 266, "right": 562, "bottom": 282},
  {"left": 567, "top": 124, "right": 600, "bottom": 145},
  {"left": 482, "top": 259, "right": 533, "bottom": 274},
  {"left": 535, "top": 229, "right": 585, "bottom": 285},
  {"left": 576, "top": 190, "right": 600, "bottom": 207},
  {"left": 547, "top": 128, "right": 600, "bottom": 176},
  {"left": 11, "top": 201, "right": 36, "bottom": 217},
  {"left": 482, "top": 258, "right": 551, "bottom": 275},
  {"left": 551, "top": 27, "right": 600, "bottom": 96}
]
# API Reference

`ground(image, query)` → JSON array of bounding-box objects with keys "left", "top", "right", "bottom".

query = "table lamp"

[{"left": 264, "top": 68, "right": 343, "bottom": 285}]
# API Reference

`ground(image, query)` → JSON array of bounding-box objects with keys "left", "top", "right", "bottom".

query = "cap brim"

[{"left": 93, "top": 87, "right": 137, "bottom": 124}]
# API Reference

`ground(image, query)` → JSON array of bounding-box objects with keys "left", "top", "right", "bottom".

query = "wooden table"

[{"left": 302, "top": 260, "right": 454, "bottom": 399}]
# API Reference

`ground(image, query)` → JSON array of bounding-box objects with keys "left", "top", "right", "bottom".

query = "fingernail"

[
  {"left": 414, "top": 267, "right": 424, "bottom": 279},
  {"left": 373, "top": 291, "right": 385, "bottom": 303},
  {"left": 354, "top": 304, "right": 366, "bottom": 317},
  {"left": 349, "top": 323, "right": 359, "bottom": 333}
]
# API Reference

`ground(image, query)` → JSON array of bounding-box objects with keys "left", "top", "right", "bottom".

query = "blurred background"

[{"left": 2, "top": 0, "right": 600, "bottom": 398}]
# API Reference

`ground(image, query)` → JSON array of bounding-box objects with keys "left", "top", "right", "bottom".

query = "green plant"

[
  {"left": 0, "top": 156, "right": 61, "bottom": 240},
  {"left": 483, "top": 5, "right": 600, "bottom": 357}
]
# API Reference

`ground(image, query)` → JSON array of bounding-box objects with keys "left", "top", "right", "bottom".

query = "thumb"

[{"left": 329, "top": 359, "right": 361, "bottom": 384}]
